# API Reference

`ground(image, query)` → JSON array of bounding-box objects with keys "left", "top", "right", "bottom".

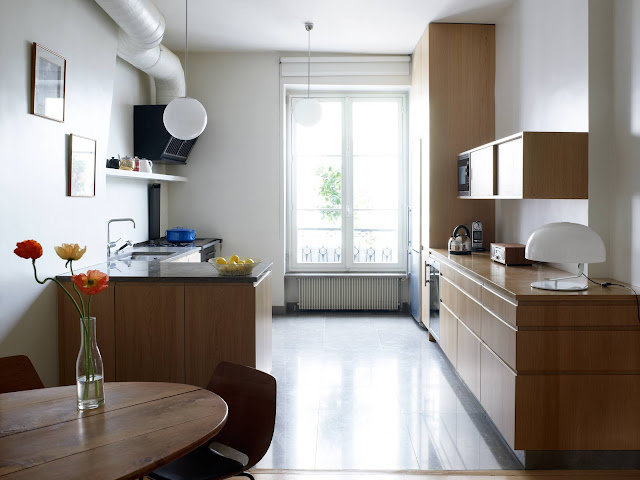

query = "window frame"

[{"left": 286, "top": 91, "right": 409, "bottom": 273}]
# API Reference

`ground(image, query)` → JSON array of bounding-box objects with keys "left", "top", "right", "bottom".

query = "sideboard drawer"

[
  {"left": 440, "top": 261, "right": 482, "bottom": 302},
  {"left": 441, "top": 276, "right": 482, "bottom": 336},
  {"left": 481, "top": 307, "right": 517, "bottom": 370},
  {"left": 481, "top": 343, "right": 516, "bottom": 448},
  {"left": 482, "top": 286, "right": 517, "bottom": 327}
]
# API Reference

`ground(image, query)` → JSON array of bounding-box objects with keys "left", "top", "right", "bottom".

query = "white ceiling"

[{"left": 153, "top": 0, "right": 514, "bottom": 54}]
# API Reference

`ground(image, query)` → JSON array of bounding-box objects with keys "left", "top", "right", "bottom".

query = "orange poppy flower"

[
  {"left": 14, "top": 240, "right": 43, "bottom": 260},
  {"left": 71, "top": 270, "right": 109, "bottom": 295}
]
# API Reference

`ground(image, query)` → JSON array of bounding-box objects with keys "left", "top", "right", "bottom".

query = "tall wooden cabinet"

[{"left": 411, "top": 23, "right": 496, "bottom": 331}]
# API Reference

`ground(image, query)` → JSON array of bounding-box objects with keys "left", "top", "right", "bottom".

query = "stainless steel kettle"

[{"left": 448, "top": 225, "right": 472, "bottom": 255}]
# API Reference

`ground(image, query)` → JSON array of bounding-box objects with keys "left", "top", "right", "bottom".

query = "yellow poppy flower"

[{"left": 54, "top": 243, "right": 87, "bottom": 261}]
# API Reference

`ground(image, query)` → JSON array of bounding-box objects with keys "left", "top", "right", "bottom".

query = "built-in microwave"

[{"left": 457, "top": 153, "right": 470, "bottom": 196}]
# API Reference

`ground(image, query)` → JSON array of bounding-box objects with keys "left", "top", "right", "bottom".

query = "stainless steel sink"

[{"left": 117, "top": 251, "right": 175, "bottom": 262}]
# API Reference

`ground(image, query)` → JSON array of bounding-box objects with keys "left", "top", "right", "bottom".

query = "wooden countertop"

[{"left": 430, "top": 248, "right": 638, "bottom": 303}]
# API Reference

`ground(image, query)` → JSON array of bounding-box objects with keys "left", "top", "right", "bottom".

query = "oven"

[
  {"left": 457, "top": 153, "right": 470, "bottom": 196},
  {"left": 200, "top": 243, "right": 218, "bottom": 263}
]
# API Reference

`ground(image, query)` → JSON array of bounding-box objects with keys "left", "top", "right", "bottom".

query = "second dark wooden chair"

[
  {"left": 0, "top": 355, "right": 44, "bottom": 394},
  {"left": 148, "top": 361, "right": 277, "bottom": 480}
]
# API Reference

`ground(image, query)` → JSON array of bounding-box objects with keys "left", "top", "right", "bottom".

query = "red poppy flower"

[
  {"left": 14, "top": 240, "right": 43, "bottom": 260},
  {"left": 71, "top": 270, "right": 109, "bottom": 295}
]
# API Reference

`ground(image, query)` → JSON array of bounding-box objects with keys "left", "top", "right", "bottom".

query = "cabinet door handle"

[{"left": 425, "top": 262, "right": 430, "bottom": 286}]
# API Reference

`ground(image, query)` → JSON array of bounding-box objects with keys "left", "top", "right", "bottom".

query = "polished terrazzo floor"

[{"left": 255, "top": 312, "right": 523, "bottom": 471}]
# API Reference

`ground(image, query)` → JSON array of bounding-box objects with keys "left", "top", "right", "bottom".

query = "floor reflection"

[{"left": 256, "top": 312, "right": 522, "bottom": 470}]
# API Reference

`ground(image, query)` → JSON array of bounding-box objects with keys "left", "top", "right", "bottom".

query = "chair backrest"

[
  {"left": 0, "top": 355, "right": 44, "bottom": 394},
  {"left": 206, "top": 361, "right": 276, "bottom": 469}
]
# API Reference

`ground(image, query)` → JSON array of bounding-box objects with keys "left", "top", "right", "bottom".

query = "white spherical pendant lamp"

[
  {"left": 293, "top": 22, "right": 322, "bottom": 127},
  {"left": 163, "top": 0, "right": 207, "bottom": 140},
  {"left": 163, "top": 97, "right": 207, "bottom": 140},
  {"left": 293, "top": 98, "right": 322, "bottom": 127}
]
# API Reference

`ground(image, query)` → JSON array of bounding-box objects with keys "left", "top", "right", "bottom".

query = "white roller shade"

[{"left": 280, "top": 56, "right": 411, "bottom": 77}]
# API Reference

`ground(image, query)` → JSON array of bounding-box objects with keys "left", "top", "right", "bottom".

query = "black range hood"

[{"left": 133, "top": 105, "right": 198, "bottom": 164}]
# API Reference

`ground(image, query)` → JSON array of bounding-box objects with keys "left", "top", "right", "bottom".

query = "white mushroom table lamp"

[{"left": 524, "top": 222, "right": 606, "bottom": 291}]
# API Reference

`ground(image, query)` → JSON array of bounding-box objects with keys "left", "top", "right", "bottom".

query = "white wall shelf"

[{"left": 106, "top": 169, "right": 187, "bottom": 183}]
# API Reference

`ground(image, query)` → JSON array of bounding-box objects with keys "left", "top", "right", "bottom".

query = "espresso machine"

[{"left": 472, "top": 220, "right": 484, "bottom": 252}]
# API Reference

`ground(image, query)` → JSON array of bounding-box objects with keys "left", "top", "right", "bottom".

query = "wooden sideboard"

[
  {"left": 430, "top": 249, "right": 640, "bottom": 460},
  {"left": 57, "top": 272, "right": 272, "bottom": 388}
]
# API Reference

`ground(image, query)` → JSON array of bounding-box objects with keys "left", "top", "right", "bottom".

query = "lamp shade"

[
  {"left": 525, "top": 222, "right": 606, "bottom": 263},
  {"left": 163, "top": 97, "right": 207, "bottom": 140},
  {"left": 293, "top": 98, "right": 322, "bottom": 127}
]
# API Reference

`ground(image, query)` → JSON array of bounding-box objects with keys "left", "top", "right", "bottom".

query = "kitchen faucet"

[{"left": 108, "top": 218, "right": 136, "bottom": 257}]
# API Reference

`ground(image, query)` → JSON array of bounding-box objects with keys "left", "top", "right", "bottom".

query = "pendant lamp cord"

[
  {"left": 185, "top": 0, "right": 189, "bottom": 97},
  {"left": 307, "top": 24, "right": 311, "bottom": 98}
]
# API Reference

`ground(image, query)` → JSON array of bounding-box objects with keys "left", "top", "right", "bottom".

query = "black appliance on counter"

[
  {"left": 148, "top": 183, "right": 161, "bottom": 241},
  {"left": 134, "top": 105, "right": 198, "bottom": 164}
]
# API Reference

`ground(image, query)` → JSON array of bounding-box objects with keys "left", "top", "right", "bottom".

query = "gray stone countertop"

[{"left": 55, "top": 245, "right": 272, "bottom": 284}]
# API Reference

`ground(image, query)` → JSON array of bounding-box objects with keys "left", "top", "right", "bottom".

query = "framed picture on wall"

[
  {"left": 31, "top": 43, "right": 66, "bottom": 122},
  {"left": 68, "top": 135, "right": 96, "bottom": 197}
]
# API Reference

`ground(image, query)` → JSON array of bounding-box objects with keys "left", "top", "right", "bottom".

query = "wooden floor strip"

[{"left": 244, "top": 469, "right": 640, "bottom": 479}]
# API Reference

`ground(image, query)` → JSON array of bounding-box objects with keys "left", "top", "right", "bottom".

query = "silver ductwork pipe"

[{"left": 95, "top": 0, "right": 185, "bottom": 104}]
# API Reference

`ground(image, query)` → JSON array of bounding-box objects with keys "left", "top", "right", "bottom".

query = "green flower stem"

[
  {"left": 31, "top": 260, "right": 83, "bottom": 318},
  {"left": 68, "top": 261, "right": 86, "bottom": 320}
]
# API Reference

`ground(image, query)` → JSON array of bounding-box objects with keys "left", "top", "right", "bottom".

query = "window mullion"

[{"left": 344, "top": 97, "right": 353, "bottom": 271}]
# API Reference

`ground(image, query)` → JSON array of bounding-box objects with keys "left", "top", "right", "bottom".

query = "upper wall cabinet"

[{"left": 460, "top": 132, "right": 588, "bottom": 200}]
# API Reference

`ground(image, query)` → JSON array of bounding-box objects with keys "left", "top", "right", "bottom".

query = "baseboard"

[{"left": 272, "top": 305, "right": 287, "bottom": 315}]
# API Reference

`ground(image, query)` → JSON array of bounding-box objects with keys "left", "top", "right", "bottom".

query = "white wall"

[
  {"left": 106, "top": 58, "right": 168, "bottom": 244},
  {"left": 167, "top": 52, "right": 285, "bottom": 305},
  {"left": 494, "top": 0, "right": 589, "bottom": 255},
  {"left": 0, "top": 2, "right": 165, "bottom": 385},
  {"left": 609, "top": 0, "right": 640, "bottom": 286},
  {"left": 0, "top": 0, "right": 118, "bottom": 386}
]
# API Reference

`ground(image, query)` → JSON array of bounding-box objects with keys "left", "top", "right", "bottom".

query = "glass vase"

[{"left": 76, "top": 317, "right": 105, "bottom": 410}]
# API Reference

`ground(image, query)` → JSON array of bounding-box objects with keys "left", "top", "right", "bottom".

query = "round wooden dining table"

[{"left": 0, "top": 382, "right": 228, "bottom": 480}]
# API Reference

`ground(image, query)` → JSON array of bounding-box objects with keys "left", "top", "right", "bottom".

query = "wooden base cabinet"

[
  {"left": 185, "top": 273, "right": 272, "bottom": 388},
  {"left": 115, "top": 283, "right": 185, "bottom": 383},
  {"left": 432, "top": 248, "right": 640, "bottom": 455},
  {"left": 58, "top": 272, "right": 273, "bottom": 388},
  {"left": 480, "top": 343, "right": 516, "bottom": 447},
  {"left": 439, "top": 304, "right": 457, "bottom": 367}
]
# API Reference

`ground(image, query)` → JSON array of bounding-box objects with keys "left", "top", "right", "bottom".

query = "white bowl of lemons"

[{"left": 208, "top": 255, "right": 261, "bottom": 276}]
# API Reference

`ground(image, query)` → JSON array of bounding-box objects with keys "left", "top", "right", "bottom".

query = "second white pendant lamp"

[
  {"left": 163, "top": 0, "right": 207, "bottom": 140},
  {"left": 293, "top": 23, "right": 322, "bottom": 127}
]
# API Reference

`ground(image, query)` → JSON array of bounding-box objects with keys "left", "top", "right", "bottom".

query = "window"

[{"left": 287, "top": 93, "right": 407, "bottom": 272}]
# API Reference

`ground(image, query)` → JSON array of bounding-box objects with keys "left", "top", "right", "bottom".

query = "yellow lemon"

[
  {"left": 228, "top": 258, "right": 238, "bottom": 264},
  {"left": 215, "top": 257, "right": 227, "bottom": 264},
  {"left": 229, "top": 254, "right": 240, "bottom": 263},
  {"left": 244, "top": 258, "right": 254, "bottom": 264}
]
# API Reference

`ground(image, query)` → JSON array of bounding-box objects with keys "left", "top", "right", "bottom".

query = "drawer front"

[
  {"left": 440, "top": 262, "right": 482, "bottom": 302},
  {"left": 481, "top": 307, "right": 517, "bottom": 370},
  {"left": 482, "top": 286, "right": 517, "bottom": 327},
  {"left": 516, "top": 329, "right": 640, "bottom": 372},
  {"left": 441, "top": 276, "right": 482, "bottom": 336},
  {"left": 457, "top": 320, "right": 481, "bottom": 399},
  {"left": 480, "top": 344, "right": 516, "bottom": 448},
  {"left": 440, "top": 303, "right": 458, "bottom": 368}
]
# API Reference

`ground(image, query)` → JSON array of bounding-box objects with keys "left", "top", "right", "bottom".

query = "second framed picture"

[
  {"left": 68, "top": 135, "right": 96, "bottom": 197},
  {"left": 32, "top": 42, "right": 66, "bottom": 122}
]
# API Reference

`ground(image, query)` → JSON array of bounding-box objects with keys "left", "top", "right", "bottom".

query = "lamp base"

[{"left": 531, "top": 280, "right": 587, "bottom": 291}]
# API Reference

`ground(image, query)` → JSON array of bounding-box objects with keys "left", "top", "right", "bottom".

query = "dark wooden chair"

[
  {"left": 148, "top": 361, "right": 277, "bottom": 480},
  {"left": 0, "top": 355, "right": 44, "bottom": 394}
]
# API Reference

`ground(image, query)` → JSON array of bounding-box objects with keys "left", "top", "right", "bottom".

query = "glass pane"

[
  {"left": 297, "top": 209, "right": 342, "bottom": 264},
  {"left": 352, "top": 100, "right": 400, "bottom": 156},
  {"left": 295, "top": 156, "right": 342, "bottom": 210},
  {"left": 353, "top": 155, "right": 399, "bottom": 210},
  {"left": 294, "top": 100, "right": 342, "bottom": 156},
  {"left": 353, "top": 210, "right": 399, "bottom": 264}
]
